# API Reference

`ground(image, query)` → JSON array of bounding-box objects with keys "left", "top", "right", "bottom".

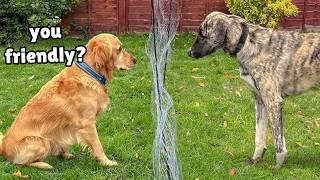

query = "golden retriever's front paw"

[
  {"left": 62, "top": 152, "right": 74, "bottom": 160},
  {"left": 99, "top": 158, "right": 118, "bottom": 166}
]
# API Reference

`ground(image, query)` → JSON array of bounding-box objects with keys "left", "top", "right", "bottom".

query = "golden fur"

[{"left": 0, "top": 33, "right": 136, "bottom": 169}]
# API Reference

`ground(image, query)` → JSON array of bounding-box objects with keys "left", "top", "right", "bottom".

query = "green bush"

[
  {"left": 225, "top": 0, "right": 298, "bottom": 28},
  {"left": 0, "top": 0, "right": 82, "bottom": 44}
]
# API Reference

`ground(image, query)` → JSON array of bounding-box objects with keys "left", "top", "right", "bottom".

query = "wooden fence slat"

[{"left": 118, "top": 0, "right": 127, "bottom": 33}]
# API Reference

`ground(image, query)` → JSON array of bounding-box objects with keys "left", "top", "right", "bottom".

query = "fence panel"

[{"left": 61, "top": 0, "right": 320, "bottom": 35}]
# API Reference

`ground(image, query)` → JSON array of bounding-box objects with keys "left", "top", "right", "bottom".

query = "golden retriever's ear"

[{"left": 92, "top": 41, "right": 114, "bottom": 82}]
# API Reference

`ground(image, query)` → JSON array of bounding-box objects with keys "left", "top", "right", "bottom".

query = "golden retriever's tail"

[{"left": 0, "top": 132, "right": 3, "bottom": 155}]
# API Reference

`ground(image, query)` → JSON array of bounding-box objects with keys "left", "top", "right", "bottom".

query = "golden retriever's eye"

[{"left": 118, "top": 46, "right": 122, "bottom": 52}]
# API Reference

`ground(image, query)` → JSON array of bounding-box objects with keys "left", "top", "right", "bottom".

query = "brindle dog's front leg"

[
  {"left": 251, "top": 94, "right": 268, "bottom": 164},
  {"left": 263, "top": 93, "right": 287, "bottom": 169}
]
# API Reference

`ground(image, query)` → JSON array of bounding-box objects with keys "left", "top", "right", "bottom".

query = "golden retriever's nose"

[{"left": 132, "top": 58, "right": 137, "bottom": 64}]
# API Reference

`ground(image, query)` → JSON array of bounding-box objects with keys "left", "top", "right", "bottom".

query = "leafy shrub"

[
  {"left": 0, "top": 0, "right": 82, "bottom": 44},
  {"left": 225, "top": 0, "right": 298, "bottom": 28}
]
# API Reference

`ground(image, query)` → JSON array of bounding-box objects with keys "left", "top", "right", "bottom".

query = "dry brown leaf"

[
  {"left": 297, "top": 111, "right": 305, "bottom": 116},
  {"left": 315, "top": 120, "right": 320, "bottom": 128},
  {"left": 224, "top": 72, "right": 231, "bottom": 78},
  {"left": 186, "top": 131, "right": 190, "bottom": 136},
  {"left": 28, "top": 75, "right": 35, "bottom": 80},
  {"left": 12, "top": 170, "right": 29, "bottom": 179},
  {"left": 192, "top": 76, "right": 205, "bottom": 80},
  {"left": 199, "top": 82, "right": 205, "bottom": 87},
  {"left": 175, "top": 112, "right": 187, "bottom": 115},
  {"left": 8, "top": 108, "right": 16, "bottom": 113},
  {"left": 235, "top": 90, "right": 241, "bottom": 97},
  {"left": 229, "top": 167, "right": 236, "bottom": 176},
  {"left": 224, "top": 150, "right": 234, "bottom": 157},
  {"left": 223, "top": 120, "right": 228, "bottom": 128},
  {"left": 295, "top": 142, "right": 305, "bottom": 148},
  {"left": 192, "top": 68, "right": 199, "bottom": 72}
]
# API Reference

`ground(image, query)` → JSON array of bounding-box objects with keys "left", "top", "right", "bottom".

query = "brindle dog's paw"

[
  {"left": 275, "top": 151, "right": 288, "bottom": 169},
  {"left": 246, "top": 158, "right": 262, "bottom": 166}
]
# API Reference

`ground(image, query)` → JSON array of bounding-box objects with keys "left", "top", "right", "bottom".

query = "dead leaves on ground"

[
  {"left": 191, "top": 67, "right": 206, "bottom": 88},
  {"left": 192, "top": 68, "right": 199, "bottom": 72},
  {"left": 223, "top": 113, "right": 228, "bottom": 128},
  {"left": 223, "top": 120, "right": 228, "bottom": 128},
  {"left": 235, "top": 90, "right": 241, "bottom": 97},
  {"left": 191, "top": 76, "right": 205, "bottom": 81},
  {"left": 7, "top": 108, "right": 16, "bottom": 113},
  {"left": 199, "top": 82, "right": 205, "bottom": 87},
  {"left": 28, "top": 75, "right": 35, "bottom": 80},
  {"left": 12, "top": 170, "right": 29, "bottom": 179},
  {"left": 229, "top": 167, "right": 236, "bottom": 176},
  {"left": 295, "top": 142, "right": 306, "bottom": 148}
]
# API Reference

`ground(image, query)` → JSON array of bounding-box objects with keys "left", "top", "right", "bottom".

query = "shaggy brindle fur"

[{"left": 188, "top": 11, "right": 320, "bottom": 168}]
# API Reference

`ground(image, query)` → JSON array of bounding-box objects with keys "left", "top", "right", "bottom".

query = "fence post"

[
  {"left": 302, "top": 0, "right": 308, "bottom": 31},
  {"left": 87, "top": 0, "right": 92, "bottom": 35},
  {"left": 118, "top": 0, "right": 128, "bottom": 33},
  {"left": 178, "top": 0, "right": 183, "bottom": 32}
]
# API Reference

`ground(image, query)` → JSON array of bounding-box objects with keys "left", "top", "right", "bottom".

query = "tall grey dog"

[{"left": 188, "top": 11, "right": 320, "bottom": 168}]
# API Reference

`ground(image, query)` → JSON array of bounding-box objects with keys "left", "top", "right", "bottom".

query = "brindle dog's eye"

[
  {"left": 199, "top": 22, "right": 208, "bottom": 38},
  {"left": 199, "top": 28, "right": 205, "bottom": 38}
]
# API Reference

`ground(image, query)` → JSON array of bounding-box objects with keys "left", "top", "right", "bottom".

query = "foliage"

[
  {"left": 225, "top": 0, "right": 298, "bottom": 28},
  {"left": 0, "top": 0, "right": 82, "bottom": 44}
]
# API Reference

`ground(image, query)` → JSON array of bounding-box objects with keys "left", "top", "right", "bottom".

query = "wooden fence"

[{"left": 61, "top": 0, "right": 320, "bottom": 35}]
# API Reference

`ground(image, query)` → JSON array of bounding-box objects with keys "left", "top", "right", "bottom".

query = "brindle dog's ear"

[
  {"left": 225, "top": 20, "right": 244, "bottom": 49},
  {"left": 216, "top": 20, "right": 227, "bottom": 35},
  {"left": 92, "top": 41, "right": 114, "bottom": 82},
  {"left": 215, "top": 20, "right": 228, "bottom": 43}
]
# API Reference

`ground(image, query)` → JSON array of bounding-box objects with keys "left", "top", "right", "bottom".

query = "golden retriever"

[{"left": 0, "top": 33, "right": 136, "bottom": 169}]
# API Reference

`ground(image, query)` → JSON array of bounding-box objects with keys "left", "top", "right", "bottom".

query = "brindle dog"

[{"left": 188, "top": 11, "right": 320, "bottom": 168}]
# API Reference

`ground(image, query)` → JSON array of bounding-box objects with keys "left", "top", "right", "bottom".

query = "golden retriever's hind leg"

[
  {"left": 29, "top": 162, "right": 53, "bottom": 170},
  {"left": 13, "top": 136, "right": 52, "bottom": 169}
]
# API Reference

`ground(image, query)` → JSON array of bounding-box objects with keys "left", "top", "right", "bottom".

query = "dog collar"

[
  {"left": 230, "top": 22, "right": 249, "bottom": 56},
  {"left": 75, "top": 62, "right": 106, "bottom": 85}
]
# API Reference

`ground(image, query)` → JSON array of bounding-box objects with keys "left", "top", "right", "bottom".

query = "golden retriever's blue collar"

[{"left": 75, "top": 62, "right": 106, "bottom": 85}]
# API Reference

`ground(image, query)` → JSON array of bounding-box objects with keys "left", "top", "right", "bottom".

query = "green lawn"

[{"left": 0, "top": 33, "right": 320, "bottom": 179}]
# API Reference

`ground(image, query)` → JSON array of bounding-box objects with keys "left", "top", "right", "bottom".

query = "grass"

[{"left": 0, "top": 33, "right": 320, "bottom": 179}]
